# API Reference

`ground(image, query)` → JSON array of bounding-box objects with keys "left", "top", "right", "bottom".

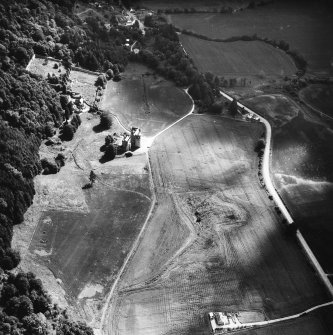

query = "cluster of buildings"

[
  {"left": 208, "top": 312, "right": 252, "bottom": 333},
  {"left": 112, "top": 127, "right": 141, "bottom": 154}
]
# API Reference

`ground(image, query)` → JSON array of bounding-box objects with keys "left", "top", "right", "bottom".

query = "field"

[
  {"left": 180, "top": 35, "right": 296, "bottom": 78},
  {"left": 243, "top": 94, "right": 333, "bottom": 273},
  {"left": 13, "top": 112, "right": 152, "bottom": 327},
  {"left": 74, "top": 1, "right": 121, "bottom": 25},
  {"left": 170, "top": 1, "right": 333, "bottom": 75},
  {"left": 27, "top": 57, "right": 65, "bottom": 78},
  {"left": 101, "top": 63, "right": 193, "bottom": 137},
  {"left": 69, "top": 70, "right": 98, "bottom": 105},
  {"left": 141, "top": 0, "right": 253, "bottom": 11},
  {"left": 103, "top": 115, "right": 329, "bottom": 335},
  {"left": 299, "top": 84, "right": 333, "bottom": 118}
]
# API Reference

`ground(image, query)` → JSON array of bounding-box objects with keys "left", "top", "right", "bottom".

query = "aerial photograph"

[{"left": 0, "top": 0, "right": 332, "bottom": 334}]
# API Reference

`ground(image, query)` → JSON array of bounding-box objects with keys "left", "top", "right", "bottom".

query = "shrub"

[
  {"left": 62, "top": 124, "right": 75, "bottom": 141},
  {"left": 100, "top": 112, "right": 113, "bottom": 129}
]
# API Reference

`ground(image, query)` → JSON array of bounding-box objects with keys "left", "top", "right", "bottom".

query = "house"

[{"left": 131, "top": 127, "right": 141, "bottom": 149}]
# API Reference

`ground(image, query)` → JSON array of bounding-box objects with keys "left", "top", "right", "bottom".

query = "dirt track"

[{"left": 103, "top": 115, "right": 329, "bottom": 335}]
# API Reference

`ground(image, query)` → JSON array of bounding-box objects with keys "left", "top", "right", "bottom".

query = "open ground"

[
  {"left": 12, "top": 111, "right": 152, "bottom": 327},
  {"left": 100, "top": 63, "right": 193, "bottom": 136},
  {"left": 70, "top": 70, "right": 99, "bottom": 106},
  {"left": 299, "top": 84, "right": 333, "bottom": 118},
  {"left": 179, "top": 35, "right": 296, "bottom": 79},
  {"left": 27, "top": 57, "right": 66, "bottom": 78},
  {"left": 103, "top": 115, "right": 329, "bottom": 335},
  {"left": 169, "top": 1, "right": 333, "bottom": 75},
  {"left": 243, "top": 94, "right": 333, "bottom": 273}
]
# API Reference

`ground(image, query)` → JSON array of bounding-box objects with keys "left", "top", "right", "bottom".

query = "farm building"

[
  {"left": 113, "top": 133, "right": 131, "bottom": 153},
  {"left": 208, "top": 312, "right": 250, "bottom": 333},
  {"left": 131, "top": 127, "right": 141, "bottom": 149}
]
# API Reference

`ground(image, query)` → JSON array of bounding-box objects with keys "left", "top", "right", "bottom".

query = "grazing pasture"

[
  {"left": 299, "top": 84, "right": 333, "bottom": 118},
  {"left": 104, "top": 115, "right": 328, "bottom": 335},
  {"left": 180, "top": 35, "right": 296, "bottom": 78},
  {"left": 101, "top": 63, "right": 193, "bottom": 136},
  {"left": 170, "top": 1, "right": 333, "bottom": 74},
  {"left": 69, "top": 70, "right": 98, "bottom": 105},
  {"left": 244, "top": 94, "right": 333, "bottom": 273},
  {"left": 13, "top": 112, "right": 152, "bottom": 326},
  {"left": 27, "top": 57, "right": 65, "bottom": 78}
]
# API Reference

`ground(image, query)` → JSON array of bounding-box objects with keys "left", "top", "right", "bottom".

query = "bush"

[
  {"left": 100, "top": 112, "right": 113, "bottom": 129},
  {"left": 62, "top": 124, "right": 75, "bottom": 141}
]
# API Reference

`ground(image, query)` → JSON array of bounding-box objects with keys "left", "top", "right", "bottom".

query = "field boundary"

[{"left": 220, "top": 89, "right": 333, "bottom": 298}]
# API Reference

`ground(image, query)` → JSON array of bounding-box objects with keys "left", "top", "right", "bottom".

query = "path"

[
  {"left": 97, "top": 91, "right": 194, "bottom": 335},
  {"left": 220, "top": 90, "right": 333, "bottom": 298}
]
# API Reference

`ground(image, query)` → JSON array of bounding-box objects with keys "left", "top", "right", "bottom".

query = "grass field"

[
  {"left": 13, "top": 112, "right": 152, "bottom": 326},
  {"left": 104, "top": 115, "right": 329, "bottom": 335},
  {"left": 101, "top": 63, "right": 193, "bottom": 136},
  {"left": 180, "top": 35, "right": 296, "bottom": 78},
  {"left": 299, "top": 84, "right": 333, "bottom": 117},
  {"left": 244, "top": 94, "right": 333, "bottom": 273},
  {"left": 69, "top": 70, "right": 98, "bottom": 105},
  {"left": 170, "top": 1, "right": 333, "bottom": 75},
  {"left": 27, "top": 57, "right": 65, "bottom": 78},
  {"left": 141, "top": 0, "right": 253, "bottom": 11}
]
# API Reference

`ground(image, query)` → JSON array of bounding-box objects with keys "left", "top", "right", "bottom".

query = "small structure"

[
  {"left": 208, "top": 311, "right": 264, "bottom": 334},
  {"left": 113, "top": 132, "right": 131, "bottom": 153},
  {"left": 131, "top": 127, "right": 141, "bottom": 149}
]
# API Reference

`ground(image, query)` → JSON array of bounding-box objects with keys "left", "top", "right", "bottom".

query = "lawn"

[
  {"left": 105, "top": 115, "right": 329, "bottom": 335},
  {"left": 27, "top": 57, "right": 65, "bottom": 78},
  {"left": 170, "top": 1, "right": 333, "bottom": 75},
  {"left": 69, "top": 70, "right": 98, "bottom": 106},
  {"left": 100, "top": 63, "right": 193, "bottom": 137},
  {"left": 299, "top": 84, "right": 333, "bottom": 118},
  {"left": 180, "top": 35, "right": 296, "bottom": 79},
  {"left": 244, "top": 94, "right": 333, "bottom": 273}
]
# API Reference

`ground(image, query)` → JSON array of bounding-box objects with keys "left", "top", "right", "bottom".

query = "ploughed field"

[
  {"left": 101, "top": 64, "right": 193, "bottom": 136},
  {"left": 170, "top": 1, "right": 333, "bottom": 75},
  {"left": 104, "top": 115, "right": 329, "bottom": 335},
  {"left": 243, "top": 94, "right": 333, "bottom": 273},
  {"left": 180, "top": 35, "right": 296, "bottom": 78}
]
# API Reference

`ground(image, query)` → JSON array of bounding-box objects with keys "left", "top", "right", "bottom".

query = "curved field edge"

[
  {"left": 179, "top": 35, "right": 296, "bottom": 78},
  {"left": 105, "top": 115, "right": 329, "bottom": 335}
]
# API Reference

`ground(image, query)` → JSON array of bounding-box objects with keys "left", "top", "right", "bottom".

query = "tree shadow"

[{"left": 93, "top": 124, "right": 105, "bottom": 133}]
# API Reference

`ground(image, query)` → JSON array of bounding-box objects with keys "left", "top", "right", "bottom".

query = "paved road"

[{"left": 220, "top": 90, "right": 333, "bottom": 298}]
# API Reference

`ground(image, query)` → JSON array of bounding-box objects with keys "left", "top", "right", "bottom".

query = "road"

[{"left": 220, "top": 90, "right": 333, "bottom": 298}]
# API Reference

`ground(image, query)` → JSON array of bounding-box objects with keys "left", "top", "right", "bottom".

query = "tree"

[
  {"left": 89, "top": 171, "right": 96, "bottom": 185},
  {"left": 104, "top": 144, "right": 116, "bottom": 161},
  {"left": 228, "top": 98, "right": 238, "bottom": 117},
  {"left": 100, "top": 112, "right": 113, "bottom": 129},
  {"left": 62, "top": 124, "right": 75, "bottom": 141}
]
